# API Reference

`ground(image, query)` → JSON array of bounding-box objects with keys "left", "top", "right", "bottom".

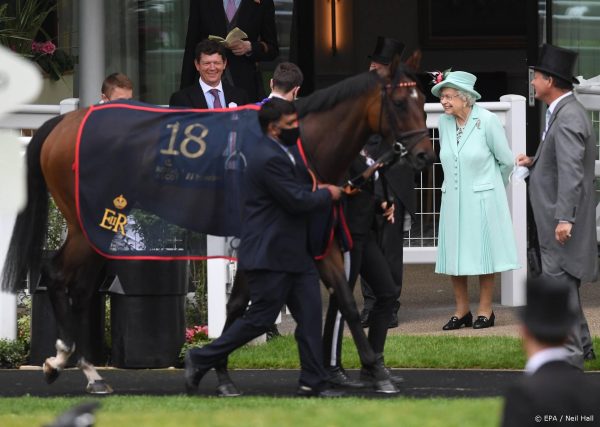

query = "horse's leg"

[
  {"left": 43, "top": 232, "right": 113, "bottom": 394},
  {"left": 317, "top": 243, "right": 398, "bottom": 393},
  {"left": 213, "top": 269, "right": 249, "bottom": 396}
]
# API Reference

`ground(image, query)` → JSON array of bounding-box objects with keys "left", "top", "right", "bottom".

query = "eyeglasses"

[{"left": 440, "top": 94, "right": 462, "bottom": 101}]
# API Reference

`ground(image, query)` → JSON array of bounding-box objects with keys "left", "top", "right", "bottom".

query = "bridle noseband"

[{"left": 376, "top": 77, "right": 429, "bottom": 164}]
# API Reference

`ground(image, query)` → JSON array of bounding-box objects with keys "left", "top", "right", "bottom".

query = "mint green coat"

[{"left": 435, "top": 104, "right": 520, "bottom": 275}]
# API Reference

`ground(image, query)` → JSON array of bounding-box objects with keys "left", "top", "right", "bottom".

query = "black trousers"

[
  {"left": 362, "top": 201, "right": 405, "bottom": 314},
  {"left": 189, "top": 269, "right": 328, "bottom": 389},
  {"left": 323, "top": 229, "right": 399, "bottom": 367}
]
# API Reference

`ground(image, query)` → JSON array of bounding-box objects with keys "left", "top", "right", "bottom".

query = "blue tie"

[{"left": 542, "top": 109, "right": 551, "bottom": 140}]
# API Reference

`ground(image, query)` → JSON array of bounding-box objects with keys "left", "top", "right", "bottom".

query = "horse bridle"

[{"left": 377, "top": 76, "right": 429, "bottom": 163}]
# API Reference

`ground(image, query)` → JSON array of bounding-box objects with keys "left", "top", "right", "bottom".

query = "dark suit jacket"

[
  {"left": 180, "top": 0, "right": 279, "bottom": 102},
  {"left": 238, "top": 135, "right": 331, "bottom": 272},
  {"left": 169, "top": 81, "right": 249, "bottom": 108},
  {"left": 501, "top": 361, "right": 600, "bottom": 427}
]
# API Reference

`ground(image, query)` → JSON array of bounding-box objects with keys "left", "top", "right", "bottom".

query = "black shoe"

[
  {"left": 297, "top": 385, "right": 346, "bottom": 398},
  {"left": 442, "top": 312, "right": 473, "bottom": 330},
  {"left": 360, "top": 366, "right": 404, "bottom": 387},
  {"left": 388, "top": 313, "right": 399, "bottom": 329},
  {"left": 584, "top": 349, "right": 597, "bottom": 361},
  {"left": 327, "top": 366, "right": 366, "bottom": 388},
  {"left": 360, "top": 310, "right": 371, "bottom": 328},
  {"left": 473, "top": 312, "right": 495, "bottom": 329},
  {"left": 184, "top": 350, "right": 206, "bottom": 395},
  {"left": 359, "top": 354, "right": 403, "bottom": 390}
]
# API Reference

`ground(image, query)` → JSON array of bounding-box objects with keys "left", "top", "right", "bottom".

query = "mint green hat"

[{"left": 431, "top": 71, "right": 481, "bottom": 100}]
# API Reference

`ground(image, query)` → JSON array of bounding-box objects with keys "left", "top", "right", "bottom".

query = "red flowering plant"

[
  {"left": 185, "top": 325, "right": 209, "bottom": 344},
  {"left": 30, "top": 40, "right": 75, "bottom": 81},
  {"left": 179, "top": 324, "right": 210, "bottom": 362}
]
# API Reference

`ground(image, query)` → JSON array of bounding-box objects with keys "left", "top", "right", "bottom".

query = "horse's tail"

[{"left": 1, "top": 115, "right": 65, "bottom": 293}]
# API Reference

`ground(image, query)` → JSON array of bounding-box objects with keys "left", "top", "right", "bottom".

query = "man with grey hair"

[{"left": 516, "top": 44, "right": 597, "bottom": 367}]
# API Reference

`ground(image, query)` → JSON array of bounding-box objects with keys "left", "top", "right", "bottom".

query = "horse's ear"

[{"left": 404, "top": 49, "right": 422, "bottom": 71}]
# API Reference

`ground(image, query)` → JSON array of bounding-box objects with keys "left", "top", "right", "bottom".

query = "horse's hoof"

[
  {"left": 86, "top": 380, "right": 114, "bottom": 395},
  {"left": 373, "top": 379, "right": 400, "bottom": 394},
  {"left": 43, "top": 362, "right": 60, "bottom": 384},
  {"left": 217, "top": 382, "right": 242, "bottom": 397}
]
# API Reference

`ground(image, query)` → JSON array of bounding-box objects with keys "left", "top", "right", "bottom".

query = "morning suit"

[
  {"left": 323, "top": 156, "right": 399, "bottom": 367},
  {"left": 528, "top": 93, "right": 598, "bottom": 368},
  {"left": 188, "top": 134, "right": 332, "bottom": 389},
  {"left": 501, "top": 360, "right": 600, "bottom": 426},
  {"left": 180, "top": 0, "right": 279, "bottom": 102},
  {"left": 435, "top": 104, "right": 520, "bottom": 275},
  {"left": 169, "top": 80, "right": 248, "bottom": 109}
]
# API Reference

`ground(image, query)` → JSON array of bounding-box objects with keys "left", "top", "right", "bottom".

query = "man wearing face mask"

[{"left": 184, "top": 98, "right": 344, "bottom": 397}]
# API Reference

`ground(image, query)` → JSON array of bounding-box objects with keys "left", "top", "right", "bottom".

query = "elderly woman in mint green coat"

[{"left": 432, "top": 71, "right": 519, "bottom": 330}]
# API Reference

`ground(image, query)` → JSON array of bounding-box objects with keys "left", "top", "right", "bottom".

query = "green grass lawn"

[
  {"left": 228, "top": 335, "right": 600, "bottom": 371},
  {"left": 0, "top": 396, "right": 503, "bottom": 427}
]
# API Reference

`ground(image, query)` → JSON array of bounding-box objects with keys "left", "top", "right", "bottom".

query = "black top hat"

[
  {"left": 368, "top": 36, "right": 405, "bottom": 65},
  {"left": 521, "top": 277, "right": 577, "bottom": 343},
  {"left": 530, "top": 44, "right": 579, "bottom": 84}
]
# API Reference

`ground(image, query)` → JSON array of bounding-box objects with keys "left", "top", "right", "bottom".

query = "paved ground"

[
  {"left": 0, "top": 367, "right": 529, "bottom": 398},
  {"left": 279, "top": 264, "right": 600, "bottom": 339}
]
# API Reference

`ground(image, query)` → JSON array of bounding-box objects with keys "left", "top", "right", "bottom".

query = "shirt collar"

[
  {"left": 199, "top": 78, "right": 224, "bottom": 95},
  {"left": 524, "top": 347, "right": 570, "bottom": 375},
  {"left": 269, "top": 92, "right": 288, "bottom": 100},
  {"left": 547, "top": 91, "right": 572, "bottom": 116}
]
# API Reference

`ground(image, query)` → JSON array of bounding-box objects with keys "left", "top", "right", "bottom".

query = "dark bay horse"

[
  {"left": 213, "top": 59, "right": 434, "bottom": 394},
  {"left": 1, "top": 52, "right": 433, "bottom": 395}
]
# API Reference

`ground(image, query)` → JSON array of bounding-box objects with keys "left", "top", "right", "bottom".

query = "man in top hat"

[
  {"left": 501, "top": 277, "right": 600, "bottom": 426},
  {"left": 362, "top": 36, "right": 415, "bottom": 329},
  {"left": 516, "top": 44, "right": 598, "bottom": 369}
]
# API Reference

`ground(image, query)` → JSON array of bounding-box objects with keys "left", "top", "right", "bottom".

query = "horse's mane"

[{"left": 295, "top": 71, "right": 381, "bottom": 118}]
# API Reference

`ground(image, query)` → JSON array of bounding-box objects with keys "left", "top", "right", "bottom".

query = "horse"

[{"left": 1, "top": 51, "right": 433, "bottom": 395}]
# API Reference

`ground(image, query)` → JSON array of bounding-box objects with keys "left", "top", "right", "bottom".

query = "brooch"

[{"left": 475, "top": 119, "right": 481, "bottom": 129}]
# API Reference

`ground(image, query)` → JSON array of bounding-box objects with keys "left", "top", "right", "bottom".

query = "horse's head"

[{"left": 369, "top": 51, "right": 435, "bottom": 171}]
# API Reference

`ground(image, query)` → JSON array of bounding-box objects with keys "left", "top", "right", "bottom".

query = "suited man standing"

[
  {"left": 184, "top": 98, "right": 343, "bottom": 397},
  {"left": 501, "top": 277, "right": 600, "bottom": 426},
  {"left": 516, "top": 44, "right": 598, "bottom": 369},
  {"left": 179, "top": 0, "right": 279, "bottom": 102},
  {"left": 170, "top": 39, "right": 249, "bottom": 109}
]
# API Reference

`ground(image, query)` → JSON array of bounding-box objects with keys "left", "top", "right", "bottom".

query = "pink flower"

[{"left": 41, "top": 41, "right": 56, "bottom": 55}]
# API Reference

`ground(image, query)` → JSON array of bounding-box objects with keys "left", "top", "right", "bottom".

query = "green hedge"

[{"left": 0, "top": 339, "right": 27, "bottom": 368}]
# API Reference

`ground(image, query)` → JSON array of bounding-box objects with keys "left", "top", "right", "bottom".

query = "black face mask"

[{"left": 278, "top": 127, "right": 300, "bottom": 147}]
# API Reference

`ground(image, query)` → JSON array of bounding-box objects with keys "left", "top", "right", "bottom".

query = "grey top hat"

[
  {"left": 368, "top": 36, "right": 405, "bottom": 65},
  {"left": 530, "top": 44, "right": 580, "bottom": 84},
  {"left": 521, "top": 276, "right": 578, "bottom": 343}
]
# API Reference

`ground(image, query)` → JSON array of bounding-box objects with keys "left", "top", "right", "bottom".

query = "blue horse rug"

[{"left": 76, "top": 101, "right": 350, "bottom": 260}]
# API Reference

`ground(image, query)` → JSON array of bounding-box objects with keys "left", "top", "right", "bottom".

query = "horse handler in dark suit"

[
  {"left": 516, "top": 44, "right": 598, "bottom": 369},
  {"left": 170, "top": 39, "right": 248, "bottom": 109},
  {"left": 501, "top": 277, "right": 600, "bottom": 426},
  {"left": 184, "top": 98, "right": 343, "bottom": 397}
]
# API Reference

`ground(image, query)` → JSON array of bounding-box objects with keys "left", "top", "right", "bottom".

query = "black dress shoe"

[
  {"left": 184, "top": 350, "right": 206, "bottom": 395},
  {"left": 442, "top": 312, "right": 473, "bottom": 330},
  {"left": 473, "top": 312, "right": 495, "bottom": 329},
  {"left": 327, "top": 366, "right": 366, "bottom": 388},
  {"left": 297, "top": 385, "right": 345, "bottom": 398},
  {"left": 266, "top": 324, "right": 281, "bottom": 341},
  {"left": 584, "top": 349, "right": 597, "bottom": 361}
]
